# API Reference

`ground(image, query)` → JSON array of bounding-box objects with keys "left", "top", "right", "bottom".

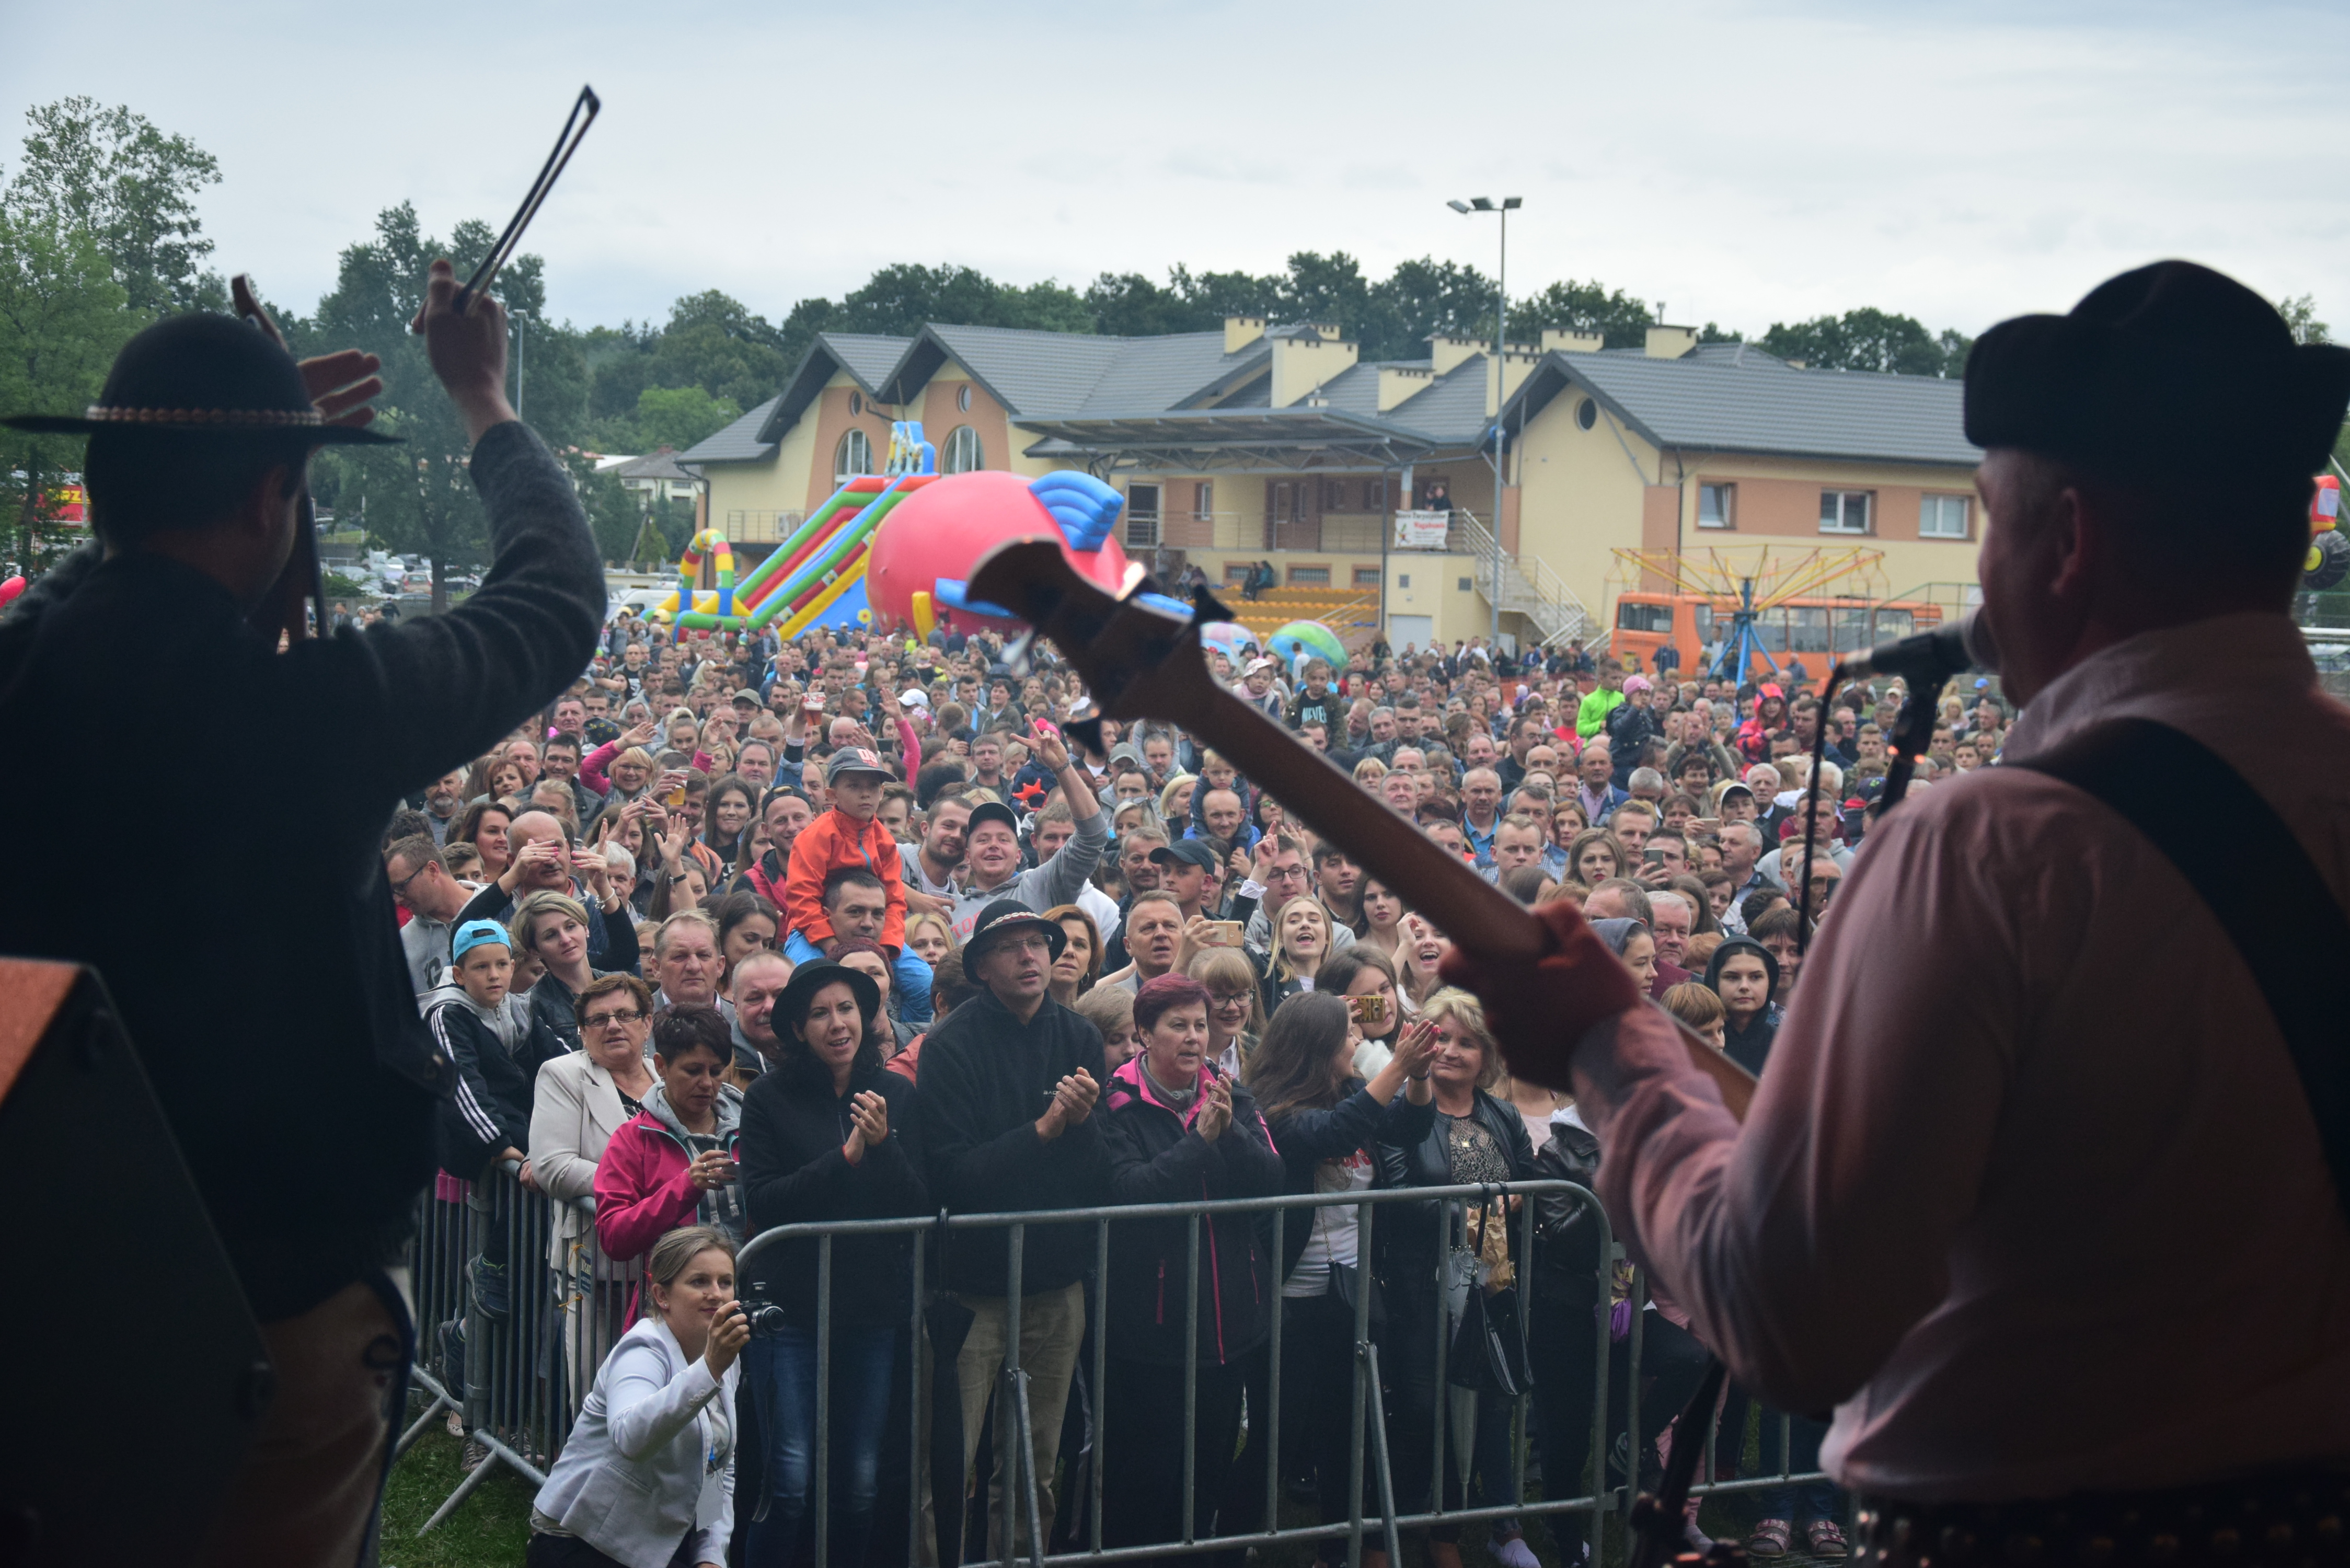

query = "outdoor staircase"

[{"left": 1453, "top": 510, "right": 1596, "bottom": 649}]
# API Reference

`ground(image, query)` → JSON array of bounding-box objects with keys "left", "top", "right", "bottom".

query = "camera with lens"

[{"left": 742, "top": 1292, "right": 790, "bottom": 1339}]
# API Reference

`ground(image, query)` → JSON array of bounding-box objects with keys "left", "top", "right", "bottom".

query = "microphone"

[{"left": 1835, "top": 609, "right": 1998, "bottom": 684}]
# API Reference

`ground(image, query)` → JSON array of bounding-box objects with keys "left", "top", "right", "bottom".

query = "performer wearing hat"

[
  {"left": 0, "top": 260, "right": 606, "bottom": 1564},
  {"left": 1444, "top": 261, "right": 2350, "bottom": 1564}
]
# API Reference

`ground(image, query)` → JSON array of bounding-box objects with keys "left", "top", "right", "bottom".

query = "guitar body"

[{"left": 967, "top": 539, "right": 1755, "bottom": 1115}]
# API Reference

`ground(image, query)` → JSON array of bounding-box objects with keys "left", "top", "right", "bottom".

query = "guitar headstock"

[{"left": 965, "top": 539, "right": 1229, "bottom": 738}]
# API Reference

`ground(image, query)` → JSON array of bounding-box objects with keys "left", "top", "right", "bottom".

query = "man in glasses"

[{"left": 385, "top": 836, "right": 481, "bottom": 994}]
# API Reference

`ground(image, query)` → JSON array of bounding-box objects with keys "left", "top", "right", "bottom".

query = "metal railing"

[
  {"left": 1452, "top": 509, "right": 1596, "bottom": 649},
  {"left": 1130, "top": 511, "right": 1388, "bottom": 555},
  {"left": 397, "top": 1161, "right": 628, "bottom": 1530},
  {"left": 399, "top": 1168, "right": 1833, "bottom": 1562},
  {"left": 724, "top": 509, "right": 806, "bottom": 544}
]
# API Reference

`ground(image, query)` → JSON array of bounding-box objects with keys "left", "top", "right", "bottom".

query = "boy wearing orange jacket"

[{"left": 782, "top": 747, "right": 935, "bottom": 1022}]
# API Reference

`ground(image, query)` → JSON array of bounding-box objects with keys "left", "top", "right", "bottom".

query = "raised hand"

[
  {"left": 409, "top": 258, "right": 516, "bottom": 443},
  {"left": 1028, "top": 718, "right": 1070, "bottom": 774},
  {"left": 1438, "top": 901, "right": 1640, "bottom": 1092},
  {"left": 1196, "top": 1075, "right": 1232, "bottom": 1142}
]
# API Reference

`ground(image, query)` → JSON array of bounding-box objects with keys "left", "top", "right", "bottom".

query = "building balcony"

[{"left": 1121, "top": 510, "right": 1388, "bottom": 555}]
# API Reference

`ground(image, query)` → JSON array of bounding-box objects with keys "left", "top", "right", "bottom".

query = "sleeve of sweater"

[
  {"left": 269, "top": 422, "right": 604, "bottom": 796},
  {"left": 599, "top": 903, "right": 641, "bottom": 976},
  {"left": 594, "top": 1129, "right": 702, "bottom": 1261},
  {"left": 1266, "top": 1088, "right": 1389, "bottom": 1174},
  {"left": 784, "top": 819, "right": 833, "bottom": 946},
  {"left": 740, "top": 1079, "right": 851, "bottom": 1231},
  {"left": 0, "top": 540, "right": 102, "bottom": 678},
  {"left": 580, "top": 739, "right": 620, "bottom": 792}
]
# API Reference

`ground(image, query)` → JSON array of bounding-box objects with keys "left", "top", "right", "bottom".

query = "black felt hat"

[
  {"left": 1963, "top": 260, "right": 2350, "bottom": 483},
  {"left": 964, "top": 900, "right": 1067, "bottom": 965},
  {"left": 773, "top": 959, "right": 882, "bottom": 1039},
  {"left": 1, "top": 313, "right": 401, "bottom": 444}
]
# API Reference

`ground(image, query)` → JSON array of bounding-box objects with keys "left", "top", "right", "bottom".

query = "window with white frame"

[
  {"left": 1920, "top": 493, "right": 1970, "bottom": 539},
  {"left": 1698, "top": 482, "right": 1735, "bottom": 529},
  {"left": 1193, "top": 480, "right": 1215, "bottom": 520},
  {"left": 942, "top": 425, "right": 984, "bottom": 474},
  {"left": 835, "top": 428, "right": 873, "bottom": 482},
  {"left": 1819, "top": 489, "right": 1872, "bottom": 535}
]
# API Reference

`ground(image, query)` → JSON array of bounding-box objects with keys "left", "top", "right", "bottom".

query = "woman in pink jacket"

[{"left": 594, "top": 1006, "right": 745, "bottom": 1318}]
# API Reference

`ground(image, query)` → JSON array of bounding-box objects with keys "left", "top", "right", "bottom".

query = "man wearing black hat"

[
  {"left": 915, "top": 900, "right": 1109, "bottom": 1558},
  {"left": 1445, "top": 262, "right": 2350, "bottom": 1563},
  {"left": 0, "top": 261, "right": 603, "bottom": 1562}
]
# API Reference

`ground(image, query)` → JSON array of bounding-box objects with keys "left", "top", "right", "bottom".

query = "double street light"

[{"left": 1448, "top": 195, "right": 1521, "bottom": 643}]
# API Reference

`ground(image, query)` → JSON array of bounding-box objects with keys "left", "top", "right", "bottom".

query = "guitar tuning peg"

[{"left": 1003, "top": 629, "right": 1036, "bottom": 677}]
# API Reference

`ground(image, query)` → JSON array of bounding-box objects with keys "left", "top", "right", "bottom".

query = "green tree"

[
  {"left": 1365, "top": 257, "right": 1496, "bottom": 360},
  {"left": 2279, "top": 294, "right": 2332, "bottom": 346},
  {"left": 571, "top": 455, "right": 647, "bottom": 565},
  {"left": 1504, "top": 279, "right": 1656, "bottom": 350},
  {"left": 0, "top": 207, "right": 136, "bottom": 561},
  {"left": 7, "top": 98, "right": 225, "bottom": 315},
  {"left": 304, "top": 203, "right": 544, "bottom": 609},
  {"left": 1759, "top": 307, "right": 1954, "bottom": 376},
  {"left": 632, "top": 385, "right": 740, "bottom": 451}
]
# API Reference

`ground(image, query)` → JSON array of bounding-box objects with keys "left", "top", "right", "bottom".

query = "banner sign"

[{"left": 1393, "top": 510, "right": 1450, "bottom": 550}]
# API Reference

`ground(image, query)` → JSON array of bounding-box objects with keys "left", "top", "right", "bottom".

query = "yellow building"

[{"left": 681, "top": 315, "right": 1980, "bottom": 659}]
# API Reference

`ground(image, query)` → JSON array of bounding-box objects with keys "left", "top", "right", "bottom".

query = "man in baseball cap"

[{"left": 1148, "top": 839, "right": 1220, "bottom": 923}]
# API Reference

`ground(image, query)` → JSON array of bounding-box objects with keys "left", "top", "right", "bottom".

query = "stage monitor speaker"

[{"left": 0, "top": 959, "right": 271, "bottom": 1568}]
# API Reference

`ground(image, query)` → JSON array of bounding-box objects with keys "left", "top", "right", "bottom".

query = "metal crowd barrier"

[
  {"left": 396, "top": 1158, "right": 627, "bottom": 1532},
  {"left": 396, "top": 1167, "right": 1833, "bottom": 1561}
]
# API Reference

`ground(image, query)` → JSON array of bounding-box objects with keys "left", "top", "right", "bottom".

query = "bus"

[{"left": 1608, "top": 591, "right": 1945, "bottom": 680}]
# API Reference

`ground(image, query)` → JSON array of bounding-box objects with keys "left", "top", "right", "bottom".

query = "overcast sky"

[{"left": 7, "top": 0, "right": 2346, "bottom": 341}]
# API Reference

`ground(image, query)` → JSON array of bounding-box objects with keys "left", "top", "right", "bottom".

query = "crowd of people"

[{"left": 388, "top": 598, "right": 1962, "bottom": 1568}]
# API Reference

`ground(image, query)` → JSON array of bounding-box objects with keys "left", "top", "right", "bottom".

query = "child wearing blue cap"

[{"left": 428, "top": 920, "right": 543, "bottom": 1183}]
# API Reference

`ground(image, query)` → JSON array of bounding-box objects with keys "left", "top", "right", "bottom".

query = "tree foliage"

[
  {"left": 1757, "top": 307, "right": 1969, "bottom": 377},
  {"left": 0, "top": 209, "right": 135, "bottom": 557},
  {"left": 7, "top": 97, "right": 225, "bottom": 315}
]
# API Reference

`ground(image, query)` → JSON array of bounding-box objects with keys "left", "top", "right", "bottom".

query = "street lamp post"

[{"left": 1448, "top": 195, "right": 1520, "bottom": 649}]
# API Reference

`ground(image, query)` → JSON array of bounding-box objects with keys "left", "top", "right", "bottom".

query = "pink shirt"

[{"left": 1569, "top": 613, "right": 2350, "bottom": 1501}]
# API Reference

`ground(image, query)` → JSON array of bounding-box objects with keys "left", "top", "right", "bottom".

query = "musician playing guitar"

[
  {"left": 1444, "top": 263, "right": 2350, "bottom": 1565},
  {"left": 976, "top": 261, "right": 2350, "bottom": 1566}
]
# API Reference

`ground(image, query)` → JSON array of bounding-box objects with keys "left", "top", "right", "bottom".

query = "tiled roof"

[
  {"left": 678, "top": 396, "right": 780, "bottom": 464},
  {"left": 1514, "top": 349, "right": 1976, "bottom": 467}
]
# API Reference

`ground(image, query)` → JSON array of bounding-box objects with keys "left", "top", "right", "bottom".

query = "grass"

[{"left": 377, "top": 1419, "right": 537, "bottom": 1568}]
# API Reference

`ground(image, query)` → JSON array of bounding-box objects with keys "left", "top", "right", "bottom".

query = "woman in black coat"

[
  {"left": 1245, "top": 991, "right": 1437, "bottom": 1566},
  {"left": 1098, "top": 973, "right": 1285, "bottom": 1558},
  {"left": 1376, "top": 987, "right": 1539, "bottom": 1568},
  {"left": 736, "top": 960, "right": 928, "bottom": 1567}
]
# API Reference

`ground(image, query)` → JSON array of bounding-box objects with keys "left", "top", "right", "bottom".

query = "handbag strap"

[{"left": 2013, "top": 717, "right": 2350, "bottom": 1218}]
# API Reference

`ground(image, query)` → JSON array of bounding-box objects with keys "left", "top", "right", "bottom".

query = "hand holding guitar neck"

[{"left": 966, "top": 538, "right": 1755, "bottom": 1117}]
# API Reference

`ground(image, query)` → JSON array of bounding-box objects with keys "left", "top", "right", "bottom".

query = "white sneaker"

[{"left": 1489, "top": 1535, "right": 1541, "bottom": 1568}]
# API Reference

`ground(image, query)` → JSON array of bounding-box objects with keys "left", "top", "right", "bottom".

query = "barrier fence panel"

[{"left": 398, "top": 1170, "right": 1833, "bottom": 1561}]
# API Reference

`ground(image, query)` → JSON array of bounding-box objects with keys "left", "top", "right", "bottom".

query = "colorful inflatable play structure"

[
  {"left": 865, "top": 466, "right": 1195, "bottom": 639},
  {"left": 653, "top": 419, "right": 1201, "bottom": 642},
  {"left": 1269, "top": 619, "right": 1347, "bottom": 674},
  {"left": 653, "top": 422, "right": 942, "bottom": 638}
]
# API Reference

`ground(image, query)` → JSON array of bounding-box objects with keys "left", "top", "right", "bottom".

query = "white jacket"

[
  {"left": 531, "top": 1317, "right": 738, "bottom": 1567},
  {"left": 531, "top": 1051, "right": 644, "bottom": 1276}
]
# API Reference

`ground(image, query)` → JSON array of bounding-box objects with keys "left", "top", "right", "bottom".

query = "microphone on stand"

[{"left": 1834, "top": 609, "right": 1999, "bottom": 686}]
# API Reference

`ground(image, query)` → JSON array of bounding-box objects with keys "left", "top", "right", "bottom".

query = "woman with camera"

[
  {"left": 1243, "top": 992, "right": 1436, "bottom": 1568},
  {"left": 735, "top": 960, "right": 927, "bottom": 1567},
  {"left": 528, "top": 1225, "right": 747, "bottom": 1568}
]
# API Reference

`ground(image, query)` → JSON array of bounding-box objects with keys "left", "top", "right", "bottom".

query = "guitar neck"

[
  {"left": 1180, "top": 684, "right": 1755, "bottom": 1117},
  {"left": 1183, "top": 687, "right": 1547, "bottom": 962}
]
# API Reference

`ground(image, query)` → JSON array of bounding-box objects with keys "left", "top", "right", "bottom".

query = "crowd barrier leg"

[{"left": 1359, "top": 1339, "right": 1406, "bottom": 1567}]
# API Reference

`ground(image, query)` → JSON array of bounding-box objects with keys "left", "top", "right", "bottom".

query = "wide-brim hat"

[
  {"left": 964, "top": 900, "right": 1067, "bottom": 965},
  {"left": 2, "top": 313, "right": 400, "bottom": 444},
  {"left": 773, "top": 959, "right": 881, "bottom": 1038},
  {"left": 1964, "top": 260, "right": 2350, "bottom": 483}
]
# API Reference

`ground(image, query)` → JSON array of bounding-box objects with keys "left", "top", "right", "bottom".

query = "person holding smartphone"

[{"left": 528, "top": 1226, "right": 748, "bottom": 1568}]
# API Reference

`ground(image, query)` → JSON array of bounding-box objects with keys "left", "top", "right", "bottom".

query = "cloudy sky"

[{"left": 7, "top": 0, "right": 2346, "bottom": 340}]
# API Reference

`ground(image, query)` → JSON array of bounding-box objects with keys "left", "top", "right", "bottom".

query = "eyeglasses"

[
  {"left": 388, "top": 862, "right": 433, "bottom": 898},
  {"left": 1208, "top": 990, "right": 1252, "bottom": 1007},
  {"left": 583, "top": 1009, "right": 646, "bottom": 1031}
]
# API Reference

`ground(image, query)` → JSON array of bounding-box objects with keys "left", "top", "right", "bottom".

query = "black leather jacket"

[
  {"left": 1529, "top": 1117, "right": 1607, "bottom": 1312},
  {"left": 1374, "top": 1089, "right": 1535, "bottom": 1320}
]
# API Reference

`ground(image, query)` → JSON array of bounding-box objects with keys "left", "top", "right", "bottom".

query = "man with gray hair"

[
  {"left": 1718, "top": 820, "right": 1770, "bottom": 932},
  {"left": 1627, "top": 766, "right": 1669, "bottom": 803}
]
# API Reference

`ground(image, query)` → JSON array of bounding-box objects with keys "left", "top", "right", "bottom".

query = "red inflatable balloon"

[{"left": 867, "top": 469, "right": 1133, "bottom": 636}]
